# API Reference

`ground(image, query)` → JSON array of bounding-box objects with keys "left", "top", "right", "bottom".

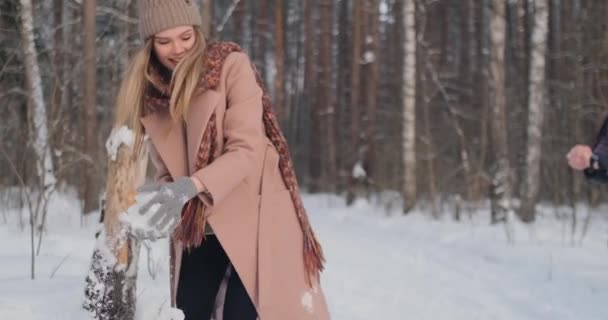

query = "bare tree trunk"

[
  {"left": 84, "top": 127, "right": 148, "bottom": 320},
  {"left": 19, "top": 0, "right": 56, "bottom": 193},
  {"left": 346, "top": 0, "right": 362, "bottom": 204},
  {"left": 104, "top": 129, "right": 147, "bottom": 314},
  {"left": 286, "top": 1, "right": 303, "bottom": 148},
  {"left": 489, "top": 0, "right": 513, "bottom": 236},
  {"left": 458, "top": 0, "right": 476, "bottom": 205},
  {"left": 460, "top": 0, "right": 473, "bottom": 86},
  {"left": 422, "top": 89, "right": 439, "bottom": 218},
  {"left": 570, "top": 0, "right": 584, "bottom": 242},
  {"left": 232, "top": 0, "right": 245, "bottom": 43},
  {"left": 318, "top": 0, "right": 336, "bottom": 192},
  {"left": 201, "top": 0, "right": 214, "bottom": 39},
  {"left": 363, "top": 0, "right": 379, "bottom": 194},
  {"left": 254, "top": 0, "right": 268, "bottom": 80},
  {"left": 274, "top": 0, "right": 285, "bottom": 123},
  {"left": 83, "top": 0, "right": 99, "bottom": 215},
  {"left": 519, "top": 0, "right": 549, "bottom": 223},
  {"left": 418, "top": 15, "right": 440, "bottom": 221},
  {"left": 303, "top": 0, "right": 320, "bottom": 191},
  {"left": 48, "top": 1, "right": 72, "bottom": 188},
  {"left": 336, "top": 0, "right": 350, "bottom": 190},
  {"left": 18, "top": 0, "right": 57, "bottom": 278},
  {"left": 438, "top": 0, "right": 449, "bottom": 68},
  {"left": 475, "top": 0, "right": 490, "bottom": 200},
  {"left": 402, "top": 0, "right": 417, "bottom": 213},
  {"left": 50, "top": 0, "right": 65, "bottom": 180},
  {"left": 418, "top": 1, "right": 475, "bottom": 211},
  {"left": 117, "top": 0, "right": 135, "bottom": 81},
  {"left": 425, "top": 58, "right": 474, "bottom": 211}
]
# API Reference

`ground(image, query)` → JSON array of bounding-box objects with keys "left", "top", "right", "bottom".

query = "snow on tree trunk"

[
  {"left": 519, "top": 0, "right": 549, "bottom": 223},
  {"left": 84, "top": 126, "right": 148, "bottom": 320},
  {"left": 489, "top": 0, "right": 514, "bottom": 237},
  {"left": 402, "top": 0, "right": 417, "bottom": 214}
]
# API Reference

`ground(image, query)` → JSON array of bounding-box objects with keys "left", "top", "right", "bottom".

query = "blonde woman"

[{"left": 117, "top": 1, "right": 330, "bottom": 319}]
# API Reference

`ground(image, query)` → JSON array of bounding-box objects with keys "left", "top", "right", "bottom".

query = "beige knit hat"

[{"left": 138, "top": 0, "right": 202, "bottom": 40}]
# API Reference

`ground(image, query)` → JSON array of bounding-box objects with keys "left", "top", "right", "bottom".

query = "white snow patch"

[
  {"left": 94, "top": 229, "right": 118, "bottom": 267},
  {"left": 363, "top": 51, "right": 375, "bottom": 64},
  {"left": 352, "top": 161, "right": 366, "bottom": 179},
  {"left": 301, "top": 291, "right": 314, "bottom": 314},
  {"left": 2, "top": 190, "right": 608, "bottom": 320},
  {"left": 105, "top": 126, "right": 135, "bottom": 161},
  {"left": 120, "top": 191, "right": 168, "bottom": 240},
  {"left": 157, "top": 306, "right": 184, "bottom": 320}
]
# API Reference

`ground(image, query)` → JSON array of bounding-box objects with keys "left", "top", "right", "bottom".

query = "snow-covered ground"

[{"left": 1, "top": 190, "right": 608, "bottom": 320}]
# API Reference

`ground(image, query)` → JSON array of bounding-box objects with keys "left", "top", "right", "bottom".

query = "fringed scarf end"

[
  {"left": 303, "top": 230, "right": 325, "bottom": 288},
  {"left": 173, "top": 200, "right": 207, "bottom": 251}
]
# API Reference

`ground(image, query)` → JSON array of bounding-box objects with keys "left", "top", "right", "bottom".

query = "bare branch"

[
  {"left": 96, "top": 6, "right": 138, "bottom": 24},
  {"left": 216, "top": 0, "right": 242, "bottom": 34}
]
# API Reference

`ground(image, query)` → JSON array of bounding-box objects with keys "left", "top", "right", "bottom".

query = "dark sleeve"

[
  {"left": 584, "top": 116, "right": 608, "bottom": 183},
  {"left": 584, "top": 166, "right": 608, "bottom": 183}
]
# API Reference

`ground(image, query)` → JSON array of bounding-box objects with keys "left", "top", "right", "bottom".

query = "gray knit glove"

[{"left": 135, "top": 176, "right": 199, "bottom": 240}]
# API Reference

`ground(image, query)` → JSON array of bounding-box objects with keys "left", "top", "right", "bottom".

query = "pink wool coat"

[{"left": 141, "top": 51, "right": 330, "bottom": 320}]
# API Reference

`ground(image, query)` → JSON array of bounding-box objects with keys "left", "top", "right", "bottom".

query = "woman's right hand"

[{"left": 566, "top": 144, "right": 593, "bottom": 170}]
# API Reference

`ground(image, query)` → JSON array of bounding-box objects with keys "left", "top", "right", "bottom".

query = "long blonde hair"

[{"left": 115, "top": 27, "right": 207, "bottom": 155}]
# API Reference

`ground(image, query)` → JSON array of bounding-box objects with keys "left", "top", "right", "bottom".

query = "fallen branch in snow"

[{"left": 50, "top": 253, "right": 71, "bottom": 279}]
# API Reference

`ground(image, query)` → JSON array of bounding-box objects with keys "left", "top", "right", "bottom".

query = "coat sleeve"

[
  {"left": 585, "top": 116, "right": 608, "bottom": 183},
  {"left": 147, "top": 140, "right": 173, "bottom": 183},
  {"left": 191, "top": 52, "right": 264, "bottom": 206}
]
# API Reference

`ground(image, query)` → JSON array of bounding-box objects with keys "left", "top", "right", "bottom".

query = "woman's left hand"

[{"left": 134, "top": 176, "right": 199, "bottom": 239}]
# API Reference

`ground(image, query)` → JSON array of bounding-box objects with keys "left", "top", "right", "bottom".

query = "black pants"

[{"left": 176, "top": 235, "right": 258, "bottom": 320}]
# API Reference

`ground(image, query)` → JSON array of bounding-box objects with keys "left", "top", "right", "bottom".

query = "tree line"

[{"left": 1, "top": 0, "right": 607, "bottom": 224}]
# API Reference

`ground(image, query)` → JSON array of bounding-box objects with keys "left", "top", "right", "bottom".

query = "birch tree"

[
  {"left": 519, "top": 0, "right": 549, "bottom": 223},
  {"left": 18, "top": 0, "right": 57, "bottom": 278},
  {"left": 402, "top": 0, "right": 416, "bottom": 213},
  {"left": 489, "top": 0, "right": 513, "bottom": 236}
]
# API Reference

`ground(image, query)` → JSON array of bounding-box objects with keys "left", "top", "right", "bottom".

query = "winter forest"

[{"left": 1, "top": 0, "right": 608, "bottom": 319}]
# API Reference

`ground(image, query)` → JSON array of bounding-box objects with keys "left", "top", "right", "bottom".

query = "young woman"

[{"left": 116, "top": 1, "right": 330, "bottom": 319}]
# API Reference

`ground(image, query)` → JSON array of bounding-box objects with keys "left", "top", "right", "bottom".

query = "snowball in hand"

[{"left": 120, "top": 191, "right": 168, "bottom": 240}]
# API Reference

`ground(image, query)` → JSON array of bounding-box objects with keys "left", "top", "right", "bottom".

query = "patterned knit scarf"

[{"left": 144, "top": 42, "right": 325, "bottom": 285}]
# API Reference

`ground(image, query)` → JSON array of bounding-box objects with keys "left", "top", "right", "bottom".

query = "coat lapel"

[
  {"left": 140, "top": 111, "right": 188, "bottom": 179},
  {"left": 140, "top": 89, "right": 221, "bottom": 179},
  {"left": 185, "top": 89, "right": 222, "bottom": 173}
]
